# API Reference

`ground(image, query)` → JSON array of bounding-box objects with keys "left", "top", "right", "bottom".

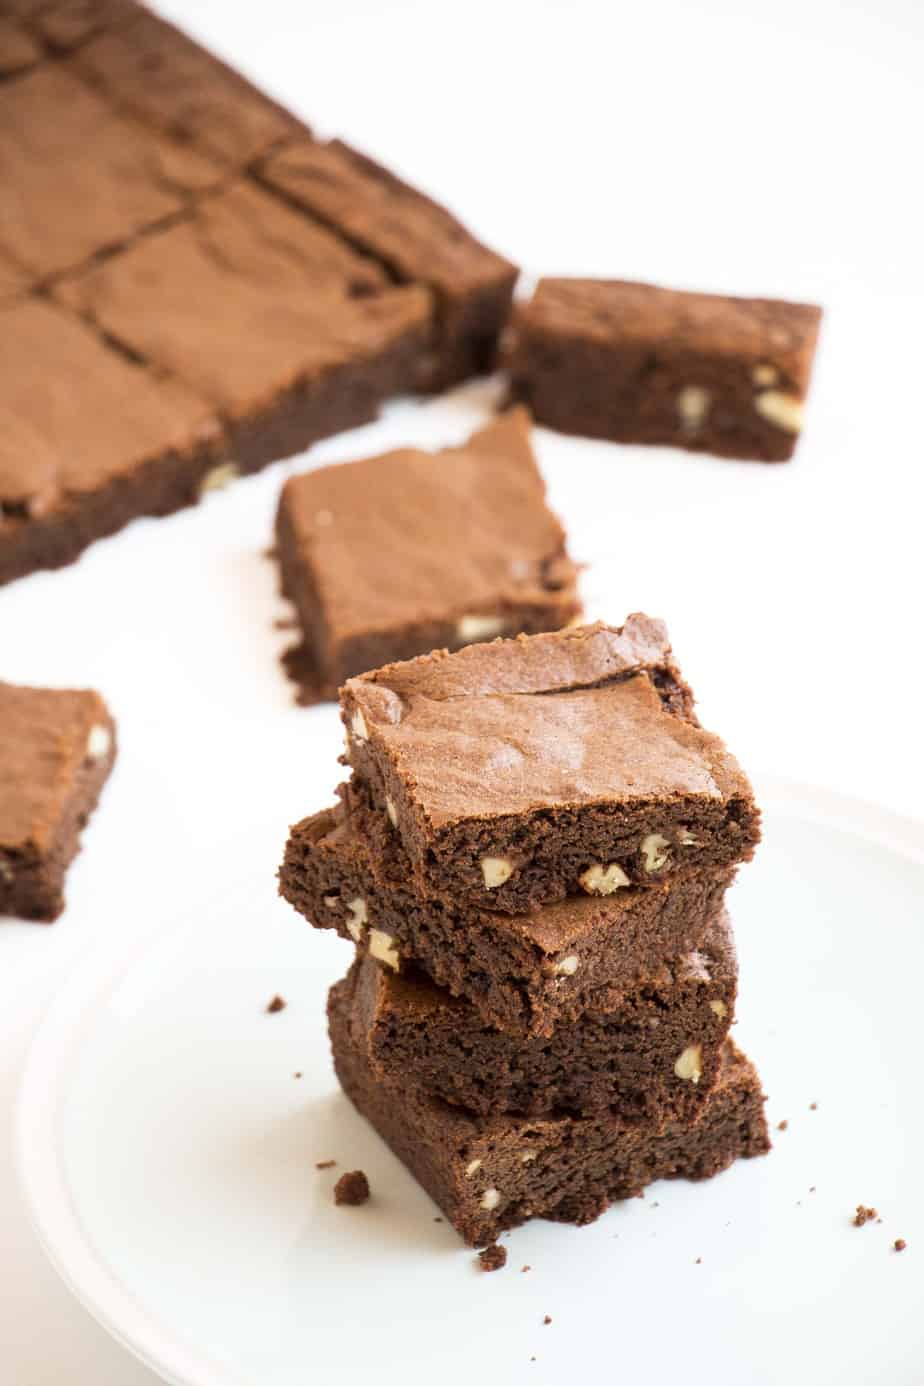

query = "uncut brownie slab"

[
  {"left": 0, "top": 65, "right": 221, "bottom": 280},
  {"left": 506, "top": 278, "right": 822, "bottom": 462},
  {"left": 340, "top": 617, "right": 760, "bottom": 915},
  {"left": 258, "top": 138, "right": 517, "bottom": 389},
  {"left": 276, "top": 408, "right": 580, "bottom": 701},
  {"left": 347, "top": 907, "right": 735, "bottom": 1118},
  {"left": 330, "top": 976, "right": 769, "bottom": 1245},
  {"left": 280, "top": 797, "right": 734, "bottom": 1037},
  {"left": 0, "top": 298, "right": 226, "bottom": 586},
  {"left": 57, "top": 180, "right": 431, "bottom": 474},
  {"left": 0, "top": 680, "right": 116, "bottom": 921}
]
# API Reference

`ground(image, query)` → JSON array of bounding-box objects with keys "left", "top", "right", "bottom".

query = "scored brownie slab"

[
  {"left": 280, "top": 796, "right": 734, "bottom": 1038},
  {"left": 330, "top": 976, "right": 769, "bottom": 1245},
  {"left": 340, "top": 617, "right": 760, "bottom": 915},
  {"left": 257, "top": 138, "right": 517, "bottom": 389},
  {"left": 0, "top": 680, "right": 116, "bottom": 921},
  {"left": 347, "top": 908, "right": 736, "bottom": 1118},
  {"left": 506, "top": 278, "right": 823, "bottom": 462},
  {"left": 57, "top": 180, "right": 431, "bottom": 475},
  {"left": 0, "top": 298, "right": 225, "bottom": 586},
  {"left": 0, "top": 65, "right": 221, "bottom": 280},
  {"left": 275, "top": 409, "right": 581, "bottom": 701}
]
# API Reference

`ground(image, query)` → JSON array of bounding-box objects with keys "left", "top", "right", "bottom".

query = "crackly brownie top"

[
  {"left": 72, "top": 7, "right": 300, "bottom": 164},
  {"left": 259, "top": 138, "right": 517, "bottom": 301},
  {"left": 0, "top": 65, "right": 221, "bottom": 278},
  {"left": 0, "top": 681, "right": 112, "bottom": 850},
  {"left": 57, "top": 180, "right": 432, "bottom": 414},
  {"left": 0, "top": 299, "right": 219, "bottom": 520},
  {"left": 517, "top": 278, "right": 822, "bottom": 384},
  {"left": 343, "top": 617, "right": 752, "bottom": 827},
  {"left": 279, "top": 409, "right": 577, "bottom": 638}
]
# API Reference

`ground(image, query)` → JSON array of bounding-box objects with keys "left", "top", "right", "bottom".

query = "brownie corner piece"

[
  {"left": 0, "top": 680, "right": 116, "bottom": 921},
  {"left": 275, "top": 408, "right": 581, "bottom": 701},
  {"left": 341, "top": 617, "right": 759, "bottom": 913},
  {"left": 506, "top": 277, "right": 822, "bottom": 462}
]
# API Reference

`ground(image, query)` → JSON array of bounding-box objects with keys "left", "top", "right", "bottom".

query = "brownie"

[
  {"left": 71, "top": 5, "right": 302, "bottom": 165},
  {"left": 0, "top": 247, "right": 29, "bottom": 302},
  {"left": 340, "top": 618, "right": 760, "bottom": 914},
  {"left": 20, "top": 0, "right": 139, "bottom": 53},
  {"left": 275, "top": 409, "right": 580, "bottom": 701},
  {"left": 0, "top": 680, "right": 116, "bottom": 921},
  {"left": 258, "top": 138, "right": 518, "bottom": 388},
  {"left": 0, "top": 65, "right": 221, "bottom": 280},
  {"left": 56, "top": 180, "right": 432, "bottom": 473},
  {"left": 506, "top": 278, "right": 823, "bottom": 462},
  {"left": 346, "top": 907, "right": 736, "bottom": 1117},
  {"left": 329, "top": 977, "right": 770, "bottom": 1245},
  {"left": 0, "top": 298, "right": 226, "bottom": 586},
  {"left": 0, "top": 16, "right": 43, "bottom": 75},
  {"left": 280, "top": 797, "right": 734, "bottom": 1038}
]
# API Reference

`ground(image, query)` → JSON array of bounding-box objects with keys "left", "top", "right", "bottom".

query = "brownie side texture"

[
  {"left": 280, "top": 798, "right": 734, "bottom": 1038},
  {"left": 351, "top": 907, "right": 736, "bottom": 1117},
  {"left": 330, "top": 977, "right": 770, "bottom": 1246},
  {"left": 275, "top": 408, "right": 581, "bottom": 701},
  {"left": 0, "top": 681, "right": 116, "bottom": 921},
  {"left": 506, "top": 277, "right": 822, "bottom": 462},
  {"left": 257, "top": 137, "right": 518, "bottom": 389},
  {"left": 341, "top": 619, "right": 759, "bottom": 914}
]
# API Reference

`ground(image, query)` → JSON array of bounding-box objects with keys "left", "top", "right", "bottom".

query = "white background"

[{"left": 1, "top": 0, "right": 922, "bottom": 1380}]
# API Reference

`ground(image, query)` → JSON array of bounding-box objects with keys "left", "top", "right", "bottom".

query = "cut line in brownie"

[
  {"left": 505, "top": 277, "right": 822, "bottom": 462},
  {"left": 349, "top": 906, "right": 736, "bottom": 1117},
  {"left": 280, "top": 794, "right": 734, "bottom": 1038},
  {"left": 330, "top": 976, "right": 770, "bottom": 1246},
  {"left": 1, "top": 680, "right": 116, "bottom": 921},
  {"left": 340, "top": 617, "right": 760, "bottom": 914},
  {"left": 275, "top": 408, "right": 581, "bottom": 702},
  {"left": 8, "top": 0, "right": 139, "bottom": 54}
]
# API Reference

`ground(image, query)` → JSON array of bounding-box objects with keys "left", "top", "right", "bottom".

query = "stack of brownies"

[{"left": 280, "top": 616, "right": 770, "bottom": 1245}]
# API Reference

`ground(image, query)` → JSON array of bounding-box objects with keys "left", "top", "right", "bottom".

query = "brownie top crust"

[
  {"left": 0, "top": 299, "right": 219, "bottom": 520},
  {"left": 278, "top": 408, "right": 577, "bottom": 639},
  {"left": 0, "top": 681, "right": 113, "bottom": 849},
  {"left": 518, "top": 278, "right": 822, "bottom": 381},
  {"left": 56, "top": 180, "right": 432, "bottom": 416}
]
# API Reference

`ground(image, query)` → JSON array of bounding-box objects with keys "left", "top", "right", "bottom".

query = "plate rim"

[{"left": 15, "top": 773, "right": 924, "bottom": 1386}]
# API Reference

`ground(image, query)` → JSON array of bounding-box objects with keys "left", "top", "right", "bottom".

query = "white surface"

[
  {"left": 1, "top": 0, "right": 922, "bottom": 1381},
  {"left": 16, "top": 780, "right": 924, "bottom": 1386}
]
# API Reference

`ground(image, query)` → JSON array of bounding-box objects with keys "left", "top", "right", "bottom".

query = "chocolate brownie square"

[
  {"left": 1, "top": 680, "right": 116, "bottom": 921},
  {"left": 340, "top": 617, "right": 760, "bottom": 914},
  {"left": 0, "top": 298, "right": 225, "bottom": 586},
  {"left": 506, "top": 278, "right": 822, "bottom": 462},
  {"left": 57, "top": 180, "right": 432, "bottom": 473},
  {"left": 280, "top": 797, "right": 733, "bottom": 1037},
  {"left": 329, "top": 975, "right": 770, "bottom": 1245},
  {"left": 258, "top": 138, "right": 518, "bottom": 389},
  {"left": 71, "top": 6, "right": 302, "bottom": 165},
  {"left": 348, "top": 906, "right": 736, "bottom": 1117},
  {"left": 275, "top": 409, "right": 580, "bottom": 700},
  {"left": 0, "top": 65, "right": 221, "bottom": 280}
]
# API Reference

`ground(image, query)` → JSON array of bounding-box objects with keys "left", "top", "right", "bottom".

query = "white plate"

[{"left": 17, "top": 777, "right": 924, "bottom": 1386}]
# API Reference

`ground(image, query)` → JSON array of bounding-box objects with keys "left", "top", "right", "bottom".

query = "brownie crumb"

[
  {"left": 266, "top": 994, "right": 287, "bottom": 1014},
  {"left": 521, "top": 1265, "right": 531, "bottom": 1273},
  {"left": 777, "top": 1119, "right": 788, "bottom": 1131},
  {"left": 695, "top": 1257, "right": 702, "bottom": 1265},
  {"left": 543, "top": 1315, "right": 552, "bottom": 1325},
  {"left": 809, "top": 1102, "right": 818, "bottom": 1110},
  {"left": 433, "top": 1217, "right": 443, "bottom": 1223},
  {"left": 894, "top": 1239, "right": 907, "bottom": 1252},
  {"left": 293, "top": 1071, "right": 302, "bottom": 1079},
  {"left": 315, "top": 1159, "right": 336, "bottom": 1170},
  {"left": 334, "top": 1170, "right": 370, "bottom": 1205},
  {"left": 478, "top": 1244, "right": 507, "bottom": 1273},
  {"left": 853, "top": 1205, "right": 878, "bottom": 1227}
]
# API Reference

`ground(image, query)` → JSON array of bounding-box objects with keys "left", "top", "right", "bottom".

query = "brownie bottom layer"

[{"left": 328, "top": 976, "right": 769, "bottom": 1246}]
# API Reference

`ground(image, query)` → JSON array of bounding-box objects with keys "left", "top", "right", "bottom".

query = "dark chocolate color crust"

[
  {"left": 506, "top": 277, "right": 822, "bottom": 462},
  {"left": 0, "top": 680, "right": 116, "bottom": 921},
  {"left": 341, "top": 618, "right": 759, "bottom": 914},
  {"left": 280, "top": 795, "right": 733, "bottom": 1038},
  {"left": 275, "top": 409, "right": 581, "bottom": 700},
  {"left": 349, "top": 907, "right": 736, "bottom": 1117},
  {"left": 330, "top": 978, "right": 770, "bottom": 1246}
]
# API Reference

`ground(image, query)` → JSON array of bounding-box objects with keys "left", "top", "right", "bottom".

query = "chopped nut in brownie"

[
  {"left": 334, "top": 1169, "right": 370, "bottom": 1205},
  {"left": 853, "top": 1205, "right": 878, "bottom": 1227},
  {"left": 477, "top": 1244, "right": 507, "bottom": 1272},
  {"left": 266, "top": 994, "right": 286, "bottom": 1013}
]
